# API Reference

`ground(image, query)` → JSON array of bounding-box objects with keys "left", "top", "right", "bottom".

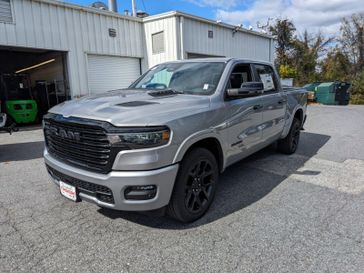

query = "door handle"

[
  {"left": 253, "top": 104, "right": 263, "bottom": 110},
  {"left": 278, "top": 99, "right": 287, "bottom": 104}
]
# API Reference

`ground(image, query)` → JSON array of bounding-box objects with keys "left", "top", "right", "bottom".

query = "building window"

[
  {"left": 208, "top": 30, "right": 213, "bottom": 39},
  {"left": 152, "top": 31, "right": 165, "bottom": 54},
  {"left": 0, "top": 0, "right": 13, "bottom": 23}
]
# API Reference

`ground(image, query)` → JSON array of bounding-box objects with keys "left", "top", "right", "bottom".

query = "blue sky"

[
  {"left": 65, "top": 0, "right": 220, "bottom": 19},
  {"left": 65, "top": 0, "right": 364, "bottom": 36}
]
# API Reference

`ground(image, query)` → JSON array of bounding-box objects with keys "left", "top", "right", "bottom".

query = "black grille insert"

[
  {"left": 47, "top": 165, "right": 114, "bottom": 204},
  {"left": 43, "top": 114, "right": 118, "bottom": 174}
]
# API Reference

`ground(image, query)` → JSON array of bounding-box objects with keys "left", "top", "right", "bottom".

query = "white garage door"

[{"left": 87, "top": 55, "right": 140, "bottom": 94}]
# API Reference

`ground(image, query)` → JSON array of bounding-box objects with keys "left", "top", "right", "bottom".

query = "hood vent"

[{"left": 117, "top": 101, "right": 159, "bottom": 107}]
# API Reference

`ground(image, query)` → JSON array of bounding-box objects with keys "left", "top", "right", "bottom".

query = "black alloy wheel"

[
  {"left": 277, "top": 117, "right": 301, "bottom": 154},
  {"left": 184, "top": 159, "right": 215, "bottom": 214},
  {"left": 167, "top": 148, "right": 219, "bottom": 222},
  {"left": 291, "top": 120, "right": 301, "bottom": 152}
]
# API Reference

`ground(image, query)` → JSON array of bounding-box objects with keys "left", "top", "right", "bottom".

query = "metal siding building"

[
  {"left": 0, "top": 0, "right": 144, "bottom": 97},
  {"left": 143, "top": 11, "right": 275, "bottom": 68},
  {"left": 183, "top": 16, "right": 274, "bottom": 61},
  {"left": 0, "top": 0, "right": 274, "bottom": 99}
]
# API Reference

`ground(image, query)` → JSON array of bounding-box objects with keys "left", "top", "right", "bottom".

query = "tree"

[
  {"left": 350, "top": 69, "right": 364, "bottom": 104},
  {"left": 269, "top": 19, "right": 296, "bottom": 68},
  {"left": 340, "top": 13, "right": 364, "bottom": 74},
  {"left": 292, "top": 31, "right": 333, "bottom": 85},
  {"left": 320, "top": 48, "right": 351, "bottom": 82},
  {"left": 338, "top": 13, "right": 364, "bottom": 104}
]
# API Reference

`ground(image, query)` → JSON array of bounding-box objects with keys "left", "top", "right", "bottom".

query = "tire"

[
  {"left": 277, "top": 117, "right": 301, "bottom": 154},
  {"left": 167, "top": 148, "right": 219, "bottom": 223}
]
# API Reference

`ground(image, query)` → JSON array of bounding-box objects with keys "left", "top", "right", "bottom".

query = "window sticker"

[
  {"left": 260, "top": 73, "right": 274, "bottom": 90},
  {"left": 203, "top": 84, "right": 209, "bottom": 90}
]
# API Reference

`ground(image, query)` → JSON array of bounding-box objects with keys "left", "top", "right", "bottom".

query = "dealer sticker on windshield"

[{"left": 60, "top": 181, "right": 77, "bottom": 201}]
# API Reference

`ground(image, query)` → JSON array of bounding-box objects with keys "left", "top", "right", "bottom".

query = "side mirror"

[{"left": 227, "top": 82, "right": 264, "bottom": 97}]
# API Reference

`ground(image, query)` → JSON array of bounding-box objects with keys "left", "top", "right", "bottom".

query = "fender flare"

[
  {"left": 281, "top": 105, "right": 304, "bottom": 138},
  {"left": 172, "top": 129, "right": 226, "bottom": 168}
]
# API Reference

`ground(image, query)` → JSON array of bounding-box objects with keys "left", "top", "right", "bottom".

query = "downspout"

[
  {"left": 179, "top": 16, "right": 185, "bottom": 60},
  {"left": 270, "top": 38, "right": 275, "bottom": 62}
]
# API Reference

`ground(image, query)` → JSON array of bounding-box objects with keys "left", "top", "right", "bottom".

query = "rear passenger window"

[{"left": 254, "top": 65, "right": 278, "bottom": 93}]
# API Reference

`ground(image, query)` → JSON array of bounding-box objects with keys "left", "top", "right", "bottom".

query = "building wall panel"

[
  {"left": 143, "top": 16, "right": 178, "bottom": 68},
  {"left": 183, "top": 17, "right": 273, "bottom": 62}
]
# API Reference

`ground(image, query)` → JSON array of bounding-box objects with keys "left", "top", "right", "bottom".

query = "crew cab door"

[
  {"left": 253, "top": 64, "right": 287, "bottom": 141},
  {"left": 223, "top": 63, "right": 264, "bottom": 165}
]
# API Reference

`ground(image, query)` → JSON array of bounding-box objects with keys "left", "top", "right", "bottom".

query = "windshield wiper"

[{"left": 147, "top": 88, "right": 184, "bottom": 97}]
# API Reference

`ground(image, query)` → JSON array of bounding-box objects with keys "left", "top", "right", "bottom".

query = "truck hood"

[{"left": 49, "top": 89, "right": 211, "bottom": 126}]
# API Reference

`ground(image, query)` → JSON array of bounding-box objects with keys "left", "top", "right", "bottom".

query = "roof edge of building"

[
  {"left": 32, "top": 0, "right": 143, "bottom": 22},
  {"left": 143, "top": 10, "right": 274, "bottom": 40},
  {"left": 33, "top": 1, "right": 273, "bottom": 40}
]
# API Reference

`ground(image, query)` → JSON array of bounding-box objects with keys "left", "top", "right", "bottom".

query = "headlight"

[{"left": 107, "top": 127, "right": 171, "bottom": 149}]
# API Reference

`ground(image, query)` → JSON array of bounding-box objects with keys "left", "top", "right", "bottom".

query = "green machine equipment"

[{"left": 0, "top": 74, "right": 38, "bottom": 124}]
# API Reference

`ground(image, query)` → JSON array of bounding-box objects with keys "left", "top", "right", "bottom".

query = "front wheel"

[
  {"left": 167, "top": 148, "right": 219, "bottom": 223},
  {"left": 277, "top": 117, "right": 301, "bottom": 154}
]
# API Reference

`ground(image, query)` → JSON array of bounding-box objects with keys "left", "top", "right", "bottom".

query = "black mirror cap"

[
  {"left": 240, "top": 81, "right": 264, "bottom": 91},
  {"left": 227, "top": 82, "right": 264, "bottom": 98}
]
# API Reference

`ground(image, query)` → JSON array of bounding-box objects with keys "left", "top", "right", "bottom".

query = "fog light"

[{"left": 124, "top": 185, "right": 157, "bottom": 200}]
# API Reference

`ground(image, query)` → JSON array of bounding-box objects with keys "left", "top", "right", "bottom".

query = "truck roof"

[{"left": 163, "top": 58, "right": 274, "bottom": 66}]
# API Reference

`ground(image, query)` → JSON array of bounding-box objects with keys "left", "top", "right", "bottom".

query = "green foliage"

[
  {"left": 291, "top": 31, "right": 332, "bottom": 85},
  {"left": 321, "top": 49, "right": 351, "bottom": 82},
  {"left": 340, "top": 14, "right": 364, "bottom": 72},
  {"left": 269, "top": 13, "right": 364, "bottom": 104},
  {"left": 269, "top": 20, "right": 331, "bottom": 86},
  {"left": 279, "top": 64, "right": 297, "bottom": 78},
  {"left": 350, "top": 69, "right": 364, "bottom": 104},
  {"left": 269, "top": 19, "right": 296, "bottom": 67}
]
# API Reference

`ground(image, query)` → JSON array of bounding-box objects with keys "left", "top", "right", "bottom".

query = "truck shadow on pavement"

[
  {"left": 0, "top": 141, "right": 44, "bottom": 162},
  {"left": 101, "top": 131, "right": 330, "bottom": 228}
]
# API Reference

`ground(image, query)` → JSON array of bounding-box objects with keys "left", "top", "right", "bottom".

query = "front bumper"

[{"left": 44, "top": 149, "right": 179, "bottom": 211}]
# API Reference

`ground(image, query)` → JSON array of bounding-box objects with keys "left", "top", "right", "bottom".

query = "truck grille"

[
  {"left": 43, "top": 114, "right": 117, "bottom": 174},
  {"left": 46, "top": 165, "right": 114, "bottom": 204}
]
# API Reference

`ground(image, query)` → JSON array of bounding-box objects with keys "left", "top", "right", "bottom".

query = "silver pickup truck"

[{"left": 43, "top": 58, "right": 307, "bottom": 222}]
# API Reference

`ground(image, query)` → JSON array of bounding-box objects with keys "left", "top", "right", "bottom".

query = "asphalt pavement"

[{"left": 1, "top": 105, "right": 364, "bottom": 273}]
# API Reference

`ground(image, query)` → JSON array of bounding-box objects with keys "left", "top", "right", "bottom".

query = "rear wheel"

[
  {"left": 277, "top": 117, "right": 301, "bottom": 154},
  {"left": 167, "top": 148, "right": 219, "bottom": 223}
]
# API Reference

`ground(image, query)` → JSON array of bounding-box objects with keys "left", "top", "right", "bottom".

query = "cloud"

[
  {"left": 185, "top": 0, "right": 238, "bottom": 9},
  {"left": 215, "top": 0, "right": 364, "bottom": 36}
]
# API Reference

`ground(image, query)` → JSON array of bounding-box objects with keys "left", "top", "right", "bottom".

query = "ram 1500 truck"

[{"left": 43, "top": 58, "right": 307, "bottom": 222}]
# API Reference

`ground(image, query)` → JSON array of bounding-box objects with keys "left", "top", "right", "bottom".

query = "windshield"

[{"left": 130, "top": 62, "right": 226, "bottom": 95}]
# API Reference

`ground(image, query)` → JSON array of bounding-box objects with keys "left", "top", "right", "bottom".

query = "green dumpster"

[
  {"left": 303, "top": 82, "right": 321, "bottom": 92},
  {"left": 315, "top": 82, "right": 351, "bottom": 105},
  {"left": 315, "top": 82, "right": 337, "bottom": 105}
]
